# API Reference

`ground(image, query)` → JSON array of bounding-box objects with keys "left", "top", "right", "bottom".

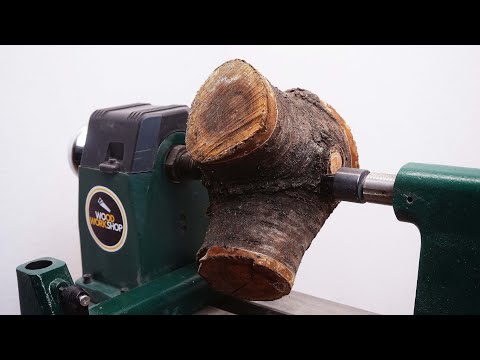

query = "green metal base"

[
  {"left": 17, "top": 257, "right": 216, "bottom": 315},
  {"left": 88, "top": 263, "right": 216, "bottom": 315}
]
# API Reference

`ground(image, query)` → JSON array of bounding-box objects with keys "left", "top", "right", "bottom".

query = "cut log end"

[
  {"left": 186, "top": 59, "right": 277, "bottom": 164},
  {"left": 198, "top": 247, "right": 294, "bottom": 300}
]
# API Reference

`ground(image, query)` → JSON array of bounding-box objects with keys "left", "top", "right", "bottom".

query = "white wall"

[{"left": 1, "top": 45, "right": 479, "bottom": 314}]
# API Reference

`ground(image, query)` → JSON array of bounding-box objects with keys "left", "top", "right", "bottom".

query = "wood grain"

[{"left": 187, "top": 60, "right": 277, "bottom": 164}]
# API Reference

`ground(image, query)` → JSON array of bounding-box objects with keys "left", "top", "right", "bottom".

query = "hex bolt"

[
  {"left": 83, "top": 274, "right": 92, "bottom": 284},
  {"left": 78, "top": 294, "right": 91, "bottom": 307}
]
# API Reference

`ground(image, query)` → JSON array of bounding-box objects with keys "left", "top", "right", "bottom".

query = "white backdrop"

[{"left": 1, "top": 45, "right": 479, "bottom": 314}]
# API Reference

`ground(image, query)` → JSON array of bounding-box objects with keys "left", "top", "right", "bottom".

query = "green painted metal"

[
  {"left": 394, "top": 162, "right": 480, "bottom": 314},
  {"left": 17, "top": 257, "right": 216, "bottom": 315},
  {"left": 16, "top": 131, "right": 213, "bottom": 314},
  {"left": 89, "top": 263, "right": 215, "bottom": 315},
  {"left": 77, "top": 132, "right": 209, "bottom": 302},
  {"left": 77, "top": 279, "right": 120, "bottom": 302},
  {"left": 16, "top": 257, "right": 74, "bottom": 315}
]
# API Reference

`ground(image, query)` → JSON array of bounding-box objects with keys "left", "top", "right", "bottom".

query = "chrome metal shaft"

[
  {"left": 363, "top": 172, "right": 396, "bottom": 205},
  {"left": 332, "top": 167, "right": 396, "bottom": 206}
]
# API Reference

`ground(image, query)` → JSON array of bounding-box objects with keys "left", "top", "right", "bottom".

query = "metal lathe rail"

[{"left": 196, "top": 291, "right": 374, "bottom": 315}]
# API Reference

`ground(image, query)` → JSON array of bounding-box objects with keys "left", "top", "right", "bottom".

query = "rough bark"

[{"left": 186, "top": 59, "right": 359, "bottom": 300}]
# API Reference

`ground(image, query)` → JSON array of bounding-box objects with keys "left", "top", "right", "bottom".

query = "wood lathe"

[{"left": 16, "top": 60, "right": 480, "bottom": 315}]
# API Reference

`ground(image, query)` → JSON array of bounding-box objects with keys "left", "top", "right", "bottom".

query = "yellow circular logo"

[{"left": 85, "top": 186, "right": 128, "bottom": 252}]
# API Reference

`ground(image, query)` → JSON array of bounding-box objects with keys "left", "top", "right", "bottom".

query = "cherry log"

[{"left": 186, "top": 59, "right": 359, "bottom": 300}]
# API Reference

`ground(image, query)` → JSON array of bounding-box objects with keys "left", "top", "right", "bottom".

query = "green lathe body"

[
  {"left": 76, "top": 131, "right": 212, "bottom": 307},
  {"left": 17, "top": 104, "right": 217, "bottom": 315},
  {"left": 77, "top": 132, "right": 209, "bottom": 300}
]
